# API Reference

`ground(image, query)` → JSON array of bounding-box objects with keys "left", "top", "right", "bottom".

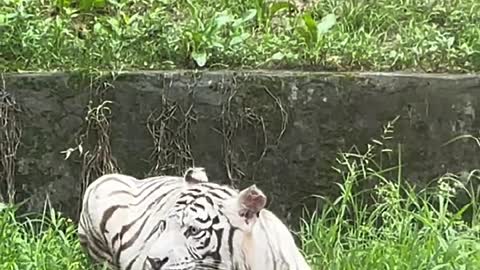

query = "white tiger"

[{"left": 78, "top": 167, "right": 312, "bottom": 270}]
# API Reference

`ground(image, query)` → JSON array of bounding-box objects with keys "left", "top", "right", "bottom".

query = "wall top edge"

[{"left": 2, "top": 69, "right": 480, "bottom": 80}]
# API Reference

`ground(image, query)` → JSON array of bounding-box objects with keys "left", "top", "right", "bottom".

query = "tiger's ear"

[
  {"left": 184, "top": 167, "right": 209, "bottom": 184},
  {"left": 237, "top": 185, "right": 267, "bottom": 225}
]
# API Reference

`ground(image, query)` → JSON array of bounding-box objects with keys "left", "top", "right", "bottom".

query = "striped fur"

[{"left": 78, "top": 167, "right": 311, "bottom": 270}]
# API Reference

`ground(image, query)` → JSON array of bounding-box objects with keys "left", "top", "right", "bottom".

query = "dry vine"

[
  {"left": 216, "top": 75, "right": 289, "bottom": 187},
  {"left": 146, "top": 94, "right": 197, "bottom": 177},
  {"left": 81, "top": 74, "right": 121, "bottom": 194},
  {"left": 61, "top": 72, "right": 121, "bottom": 216},
  {"left": 218, "top": 81, "right": 243, "bottom": 187},
  {"left": 0, "top": 74, "right": 22, "bottom": 204}
]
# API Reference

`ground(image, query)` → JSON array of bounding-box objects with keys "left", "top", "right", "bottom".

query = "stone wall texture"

[{"left": 1, "top": 70, "right": 480, "bottom": 227}]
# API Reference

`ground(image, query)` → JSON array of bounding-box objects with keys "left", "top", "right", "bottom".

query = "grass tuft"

[{"left": 0, "top": 202, "right": 97, "bottom": 270}]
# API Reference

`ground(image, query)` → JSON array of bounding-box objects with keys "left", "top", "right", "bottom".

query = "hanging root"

[
  {"left": 80, "top": 99, "right": 120, "bottom": 187},
  {"left": 0, "top": 74, "right": 22, "bottom": 204},
  {"left": 218, "top": 84, "right": 244, "bottom": 187},
  {"left": 80, "top": 75, "right": 120, "bottom": 200},
  {"left": 61, "top": 72, "right": 120, "bottom": 217},
  {"left": 146, "top": 94, "right": 197, "bottom": 177},
  {"left": 215, "top": 76, "right": 290, "bottom": 187}
]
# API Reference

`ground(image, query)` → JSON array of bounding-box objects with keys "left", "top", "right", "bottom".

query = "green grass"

[
  {"left": 0, "top": 202, "right": 113, "bottom": 270},
  {"left": 0, "top": 203, "right": 94, "bottom": 270},
  {"left": 299, "top": 156, "right": 480, "bottom": 270},
  {"left": 1, "top": 0, "right": 479, "bottom": 73},
  {"left": 1, "top": 125, "right": 480, "bottom": 270},
  {"left": 299, "top": 122, "right": 480, "bottom": 269}
]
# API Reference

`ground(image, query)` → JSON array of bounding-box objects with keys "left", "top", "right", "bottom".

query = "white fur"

[{"left": 184, "top": 167, "right": 209, "bottom": 182}]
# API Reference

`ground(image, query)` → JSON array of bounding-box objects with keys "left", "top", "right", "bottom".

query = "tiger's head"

[{"left": 143, "top": 167, "right": 270, "bottom": 270}]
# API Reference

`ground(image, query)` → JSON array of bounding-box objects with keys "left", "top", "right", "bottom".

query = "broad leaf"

[
  {"left": 302, "top": 13, "right": 317, "bottom": 35},
  {"left": 192, "top": 50, "right": 207, "bottom": 67},
  {"left": 271, "top": 52, "right": 285, "bottom": 60},
  {"left": 269, "top": 1, "right": 296, "bottom": 17},
  {"left": 215, "top": 12, "right": 235, "bottom": 28},
  {"left": 233, "top": 9, "right": 257, "bottom": 27},
  {"left": 317, "top": 13, "right": 336, "bottom": 35},
  {"left": 230, "top": 33, "right": 251, "bottom": 46}
]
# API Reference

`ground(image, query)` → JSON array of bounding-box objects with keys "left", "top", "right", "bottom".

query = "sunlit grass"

[
  {"left": 1, "top": 0, "right": 479, "bottom": 72},
  {"left": 0, "top": 203, "right": 94, "bottom": 270}
]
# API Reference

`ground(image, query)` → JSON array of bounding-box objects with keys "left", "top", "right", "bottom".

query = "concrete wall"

[{"left": 1, "top": 70, "right": 480, "bottom": 227}]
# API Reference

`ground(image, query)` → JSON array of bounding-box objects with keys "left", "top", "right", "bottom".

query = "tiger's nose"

[{"left": 147, "top": 256, "right": 169, "bottom": 269}]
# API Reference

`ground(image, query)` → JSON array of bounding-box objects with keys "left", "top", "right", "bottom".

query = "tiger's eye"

[{"left": 189, "top": 226, "right": 200, "bottom": 235}]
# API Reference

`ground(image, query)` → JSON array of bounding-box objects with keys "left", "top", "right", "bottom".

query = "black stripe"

[
  {"left": 204, "top": 228, "right": 223, "bottom": 262},
  {"left": 108, "top": 180, "right": 163, "bottom": 197},
  {"left": 187, "top": 188, "right": 203, "bottom": 193},
  {"left": 129, "top": 181, "right": 179, "bottom": 207},
  {"left": 199, "top": 183, "right": 236, "bottom": 197},
  {"left": 193, "top": 203, "right": 205, "bottom": 210},
  {"left": 207, "top": 191, "right": 226, "bottom": 200},
  {"left": 117, "top": 186, "right": 180, "bottom": 254},
  {"left": 101, "top": 177, "right": 132, "bottom": 189},
  {"left": 145, "top": 220, "right": 165, "bottom": 242},
  {"left": 100, "top": 205, "right": 128, "bottom": 234},
  {"left": 118, "top": 213, "right": 151, "bottom": 255},
  {"left": 125, "top": 254, "right": 139, "bottom": 270},
  {"left": 195, "top": 215, "right": 211, "bottom": 223},
  {"left": 187, "top": 245, "right": 200, "bottom": 260},
  {"left": 204, "top": 196, "right": 214, "bottom": 206},
  {"left": 228, "top": 226, "right": 237, "bottom": 261}
]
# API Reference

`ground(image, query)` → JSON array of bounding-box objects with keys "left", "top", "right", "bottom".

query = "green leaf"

[
  {"left": 191, "top": 32, "right": 204, "bottom": 47},
  {"left": 93, "top": 22, "right": 104, "bottom": 34},
  {"left": 79, "top": 0, "right": 94, "bottom": 10},
  {"left": 56, "top": 0, "right": 72, "bottom": 8},
  {"left": 269, "top": 1, "right": 296, "bottom": 17},
  {"left": 243, "top": 9, "right": 258, "bottom": 22},
  {"left": 230, "top": 33, "right": 251, "bottom": 46},
  {"left": 185, "top": 0, "right": 198, "bottom": 18},
  {"left": 93, "top": 0, "right": 106, "bottom": 8},
  {"left": 271, "top": 52, "right": 284, "bottom": 60},
  {"left": 302, "top": 13, "right": 317, "bottom": 35},
  {"left": 447, "top": 36, "right": 455, "bottom": 48},
  {"left": 192, "top": 50, "right": 207, "bottom": 67},
  {"left": 233, "top": 9, "right": 257, "bottom": 27},
  {"left": 0, "top": 14, "right": 6, "bottom": 25},
  {"left": 215, "top": 12, "right": 235, "bottom": 28},
  {"left": 317, "top": 13, "right": 336, "bottom": 35},
  {"left": 107, "top": 17, "right": 121, "bottom": 35},
  {"left": 211, "top": 41, "right": 224, "bottom": 49},
  {"left": 0, "top": 202, "right": 7, "bottom": 212},
  {"left": 296, "top": 26, "right": 311, "bottom": 44},
  {"left": 123, "top": 13, "right": 140, "bottom": 25}
]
